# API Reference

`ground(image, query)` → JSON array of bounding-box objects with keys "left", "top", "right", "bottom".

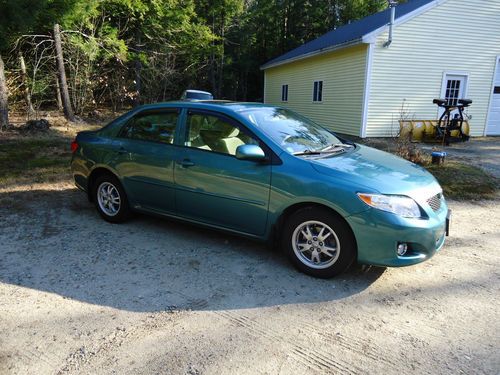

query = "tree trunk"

[
  {"left": 134, "top": 59, "right": 142, "bottom": 106},
  {"left": 0, "top": 54, "right": 9, "bottom": 130},
  {"left": 217, "top": 19, "right": 225, "bottom": 99},
  {"left": 54, "top": 23, "right": 75, "bottom": 121},
  {"left": 19, "top": 52, "right": 34, "bottom": 116},
  {"left": 55, "top": 74, "right": 63, "bottom": 111},
  {"left": 134, "top": 31, "right": 142, "bottom": 107},
  {"left": 210, "top": 17, "right": 217, "bottom": 96}
]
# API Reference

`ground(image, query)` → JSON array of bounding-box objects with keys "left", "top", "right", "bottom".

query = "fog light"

[{"left": 397, "top": 243, "right": 408, "bottom": 256}]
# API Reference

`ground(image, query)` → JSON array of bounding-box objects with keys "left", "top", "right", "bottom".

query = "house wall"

[
  {"left": 367, "top": 0, "right": 500, "bottom": 137},
  {"left": 263, "top": 44, "right": 367, "bottom": 136}
]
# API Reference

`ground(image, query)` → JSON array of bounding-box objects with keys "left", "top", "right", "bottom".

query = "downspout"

[{"left": 384, "top": 1, "right": 397, "bottom": 47}]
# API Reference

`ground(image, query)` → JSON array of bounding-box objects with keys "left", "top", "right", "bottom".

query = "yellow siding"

[
  {"left": 264, "top": 44, "right": 367, "bottom": 136},
  {"left": 367, "top": 0, "right": 500, "bottom": 137}
]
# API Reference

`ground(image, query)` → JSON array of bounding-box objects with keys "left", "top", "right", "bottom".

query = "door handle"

[
  {"left": 178, "top": 159, "right": 195, "bottom": 168},
  {"left": 117, "top": 147, "right": 128, "bottom": 155}
]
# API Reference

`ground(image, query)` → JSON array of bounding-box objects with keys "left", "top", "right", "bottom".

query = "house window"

[
  {"left": 445, "top": 79, "right": 461, "bottom": 106},
  {"left": 313, "top": 80, "right": 323, "bottom": 102},
  {"left": 281, "top": 84, "right": 288, "bottom": 102}
]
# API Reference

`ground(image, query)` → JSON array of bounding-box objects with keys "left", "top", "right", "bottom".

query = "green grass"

[
  {"left": 425, "top": 161, "right": 498, "bottom": 200},
  {"left": 356, "top": 138, "right": 499, "bottom": 201},
  {"left": 0, "top": 137, "right": 72, "bottom": 185}
]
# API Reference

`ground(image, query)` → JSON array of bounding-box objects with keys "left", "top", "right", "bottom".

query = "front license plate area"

[{"left": 446, "top": 209, "right": 451, "bottom": 236}]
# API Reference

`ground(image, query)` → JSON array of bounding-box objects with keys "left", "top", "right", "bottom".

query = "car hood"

[{"left": 309, "top": 144, "right": 442, "bottom": 198}]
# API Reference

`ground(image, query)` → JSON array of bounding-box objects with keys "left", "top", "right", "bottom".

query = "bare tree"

[
  {"left": 55, "top": 73, "right": 63, "bottom": 110},
  {"left": 19, "top": 52, "right": 34, "bottom": 116},
  {"left": 0, "top": 54, "right": 8, "bottom": 130},
  {"left": 54, "top": 24, "right": 75, "bottom": 121}
]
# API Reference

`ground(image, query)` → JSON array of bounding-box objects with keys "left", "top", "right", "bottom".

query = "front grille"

[{"left": 427, "top": 193, "right": 442, "bottom": 212}]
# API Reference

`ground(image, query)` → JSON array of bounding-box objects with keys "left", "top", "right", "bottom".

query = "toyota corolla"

[{"left": 71, "top": 101, "right": 450, "bottom": 278}]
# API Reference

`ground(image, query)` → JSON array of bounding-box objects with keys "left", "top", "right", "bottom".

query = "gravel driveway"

[{"left": 0, "top": 181, "right": 499, "bottom": 375}]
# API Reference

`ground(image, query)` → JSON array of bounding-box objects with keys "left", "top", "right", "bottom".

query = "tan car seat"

[
  {"left": 219, "top": 127, "right": 245, "bottom": 155},
  {"left": 187, "top": 116, "right": 211, "bottom": 150}
]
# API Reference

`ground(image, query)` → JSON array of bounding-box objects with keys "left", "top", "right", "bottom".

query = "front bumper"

[{"left": 346, "top": 205, "right": 449, "bottom": 267}]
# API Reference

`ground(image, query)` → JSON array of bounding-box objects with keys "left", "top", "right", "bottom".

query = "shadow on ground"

[{"left": 0, "top": 188, "right": 385, "bottom": 312}]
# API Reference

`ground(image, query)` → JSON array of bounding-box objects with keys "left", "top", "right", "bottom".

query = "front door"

[
  {"left": 487, "top": 57, "right": 500, "bottom": 135},
  {"left": 112, "top": 109, "right": 180, "bottom": 213},
  {"left": 174, "top": 110, "right": 271, "bottom": 236}
]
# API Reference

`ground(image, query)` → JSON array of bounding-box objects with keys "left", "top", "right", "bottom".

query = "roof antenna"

[{"left": 384, "top": 0, "right": 398, "bottom": 47}]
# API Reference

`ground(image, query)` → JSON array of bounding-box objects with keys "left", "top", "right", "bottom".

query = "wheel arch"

[
  {"left": 87, "top": 166, "right": 121, "bottom": 202},
  {"left": 273, "top": 202, "right": 358, "bottom": 255}
]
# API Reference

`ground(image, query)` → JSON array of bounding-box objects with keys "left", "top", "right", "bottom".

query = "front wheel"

[
  {"left": 281, "top": 207, "right": 356, "bottom": 278},
  {"left": 93, "top": 174, "right": 131, "bottom": 223}
]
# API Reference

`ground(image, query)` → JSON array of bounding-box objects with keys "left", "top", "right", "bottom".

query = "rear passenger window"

[{"left": 121, "top": 111, "right": 178, "bottom": 144}]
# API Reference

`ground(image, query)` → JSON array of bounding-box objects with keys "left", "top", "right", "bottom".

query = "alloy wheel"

[
  {"left": 291, "top": 220, "right": 341, "bottom": 269},
  {"left": 97, "top": 181, "right": 121, "bottom": 217}
]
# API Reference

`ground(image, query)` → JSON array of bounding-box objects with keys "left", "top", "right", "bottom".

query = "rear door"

[
  {"left": 174, "top": 110, "right": 272, "bottom": 236},
  {"left": 111, "top": 109, "right": 181, "bottom": 214},
  {"left": 440, "top": 74, "right": 468, "bottom": 118}
]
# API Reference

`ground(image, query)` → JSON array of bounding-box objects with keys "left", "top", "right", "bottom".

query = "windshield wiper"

[
  {"left": 293, "top": 149, "right": 322, "bottom": 156},
  {"left": 293, "top": 143, "right": 354, "bottom": 157},
  {"left": 320, "top": 143, "right": 354, "bottom": 152}
]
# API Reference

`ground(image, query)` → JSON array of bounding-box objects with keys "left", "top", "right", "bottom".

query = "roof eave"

[
  {"left": 261, "top": 0, "right": 447, "bottom": 71},
  {"left": 260, "top": 38, "right": 364, "bottom": 70},
  {"left": 362, "top": 0, "right": 446, "bottom": 43}
]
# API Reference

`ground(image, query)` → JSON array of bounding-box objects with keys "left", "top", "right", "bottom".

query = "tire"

[
  {"left": 92, "top": 174, "right": 131, "bottom": 223},
  {"left": 281, "top": 207, "right": 356, "bottom": 278}
]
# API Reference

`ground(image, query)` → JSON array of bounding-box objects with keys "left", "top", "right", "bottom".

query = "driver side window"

[{"left": 185, "top": 113, "right": 258, "bottom": 155}]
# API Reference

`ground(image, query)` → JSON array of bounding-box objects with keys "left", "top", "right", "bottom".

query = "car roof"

[
  {"left": 184, "top": 89, "right": 212, "bottom": 94},
  {"left": 135, "top": 100, "right": 279, "bottom": 114}
]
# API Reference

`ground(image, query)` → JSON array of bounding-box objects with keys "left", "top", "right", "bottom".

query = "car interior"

[
  {"left": 124, "top": 113, "right": 178, "bottom": 144},
  {"left": 186, "top": 114, "right": 257, "bottom": 155},
  {"left": 122, "top": 112, "right": 257, "bottom": 155}
]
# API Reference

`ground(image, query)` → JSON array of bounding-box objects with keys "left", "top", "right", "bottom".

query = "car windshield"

[{"left": 239, "top": 107, "right": 344, "bottom": 154}]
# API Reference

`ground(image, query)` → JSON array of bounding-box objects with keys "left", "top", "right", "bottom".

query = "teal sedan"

[{"left": 71, "top": 101, "right": 450, "bottom": 278}]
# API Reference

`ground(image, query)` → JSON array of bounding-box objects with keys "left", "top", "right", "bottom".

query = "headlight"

[{"left": 357, "top": 193, "right": 422, "bottom": 218}]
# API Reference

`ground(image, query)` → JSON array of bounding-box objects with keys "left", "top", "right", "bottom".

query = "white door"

[
  {"left": 439, "top": 73, "right": 468, "bottom": 117},
  {"left": 486, "top": 57, "right": 500, "bottom": 135}
]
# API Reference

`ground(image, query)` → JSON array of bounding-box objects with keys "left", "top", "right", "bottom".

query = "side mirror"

[{"left": 235, "top": 144, "right": 266, "bottom": 161}]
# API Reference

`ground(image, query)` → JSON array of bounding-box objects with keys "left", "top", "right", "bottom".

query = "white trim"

[
  {"left": 260, "top": 39, "right": 363, "bottom": 70},
  {"left": 438, "top": 72, "right": 469, "bottom": 120},
  {"left": 362, "top": 0, "right": 448, "bottom": 43},
  {"left": 485, "top": 55, "right": 500, "bottom": 136},
  {"left": 440, "top": 71, "right": 469, "bottom": 99},
  {"left": 360, "top": 43, "right": 374, "bottom": 138},
  {"left": 262, "top": 0, "right": 448, "bottom": 71}
]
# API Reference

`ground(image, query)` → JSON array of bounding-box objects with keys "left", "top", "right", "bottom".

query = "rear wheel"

[
  {"left": 92, "top": 174, "right": 131, "bottom": 223},
  {"left": 281, "top": 207, "right": 356, "bottom": 278}
]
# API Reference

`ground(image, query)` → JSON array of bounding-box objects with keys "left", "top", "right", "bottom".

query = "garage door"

[{"left": 486, "top": 57, "right": 500, "bottom": 135}]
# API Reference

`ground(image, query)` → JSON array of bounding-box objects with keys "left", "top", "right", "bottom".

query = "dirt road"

[{"left": 1, "top": 181, "right": 499, "bottom": 374}]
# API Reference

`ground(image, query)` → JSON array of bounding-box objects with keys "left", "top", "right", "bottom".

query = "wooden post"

[
  {"left": 54, "top": 23, "right": 75, "bottom": 122},
  {"left": 19, "top": 52, "right": 34, "bottom": 116},
  {"left": 0, "top": 53, "right": 9, "bottom": 130}
]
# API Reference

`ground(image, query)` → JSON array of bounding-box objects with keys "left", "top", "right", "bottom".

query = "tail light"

[{"left": 71, "top": 139, "right": 79, "bottom": 153}]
